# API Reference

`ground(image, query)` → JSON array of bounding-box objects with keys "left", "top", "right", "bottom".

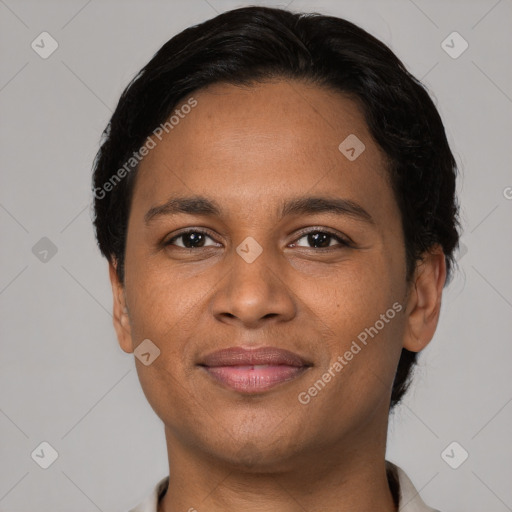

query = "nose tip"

[{"left": 210, "top": 245, "right": 297, "bottom": 328}]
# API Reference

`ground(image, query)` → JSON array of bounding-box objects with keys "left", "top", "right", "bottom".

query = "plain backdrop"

[{"left": 1, "top": 1, "right": 511, "bottom": 511}]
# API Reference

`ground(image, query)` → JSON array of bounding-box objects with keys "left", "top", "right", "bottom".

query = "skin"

[{"left": 109, "top": 80, "right": 446, "bottom": 512}]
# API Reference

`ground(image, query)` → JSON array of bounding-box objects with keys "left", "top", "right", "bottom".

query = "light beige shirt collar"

[{"left": 128, "top": 461, "right": 440, "bottom": 512}]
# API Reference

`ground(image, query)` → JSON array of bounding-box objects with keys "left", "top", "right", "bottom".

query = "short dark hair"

[{"left": 92, "top": 6, "right": 460, "bottom": 409}]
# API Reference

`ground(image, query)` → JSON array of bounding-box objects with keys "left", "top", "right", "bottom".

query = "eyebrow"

[{"left": 144, "top": 195, "right": 375, "bottom": 225}]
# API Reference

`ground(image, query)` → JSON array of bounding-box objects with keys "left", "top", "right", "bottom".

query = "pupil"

[
  {"left": 309, "top": 232, "right": 330, "bottom": 248},
  {"left": 184, "top": 232, "right": 204, "bottom": 248}
]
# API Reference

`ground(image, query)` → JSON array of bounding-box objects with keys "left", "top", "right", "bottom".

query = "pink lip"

[{"left": 199, "top": 347, "right": 312, "bottom": 393}]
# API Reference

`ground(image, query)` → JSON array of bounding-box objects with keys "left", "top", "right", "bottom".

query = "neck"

[{"left": 157, "top": 423, "right": 397, "bottom": 512}]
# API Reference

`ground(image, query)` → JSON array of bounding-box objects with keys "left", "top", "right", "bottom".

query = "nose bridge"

[
  {"left": 230, "top": 233, "right": 277, "bottom": 304},
  {"left": 210, "top": 232, "right": 296, "bottom": 326},
  {"left": 235, "top": 234, "right": 266, "bottom": 266}
]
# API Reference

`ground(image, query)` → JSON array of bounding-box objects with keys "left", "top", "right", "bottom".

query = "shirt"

[{"left": 128, "top": 460, "right": 441, "bottom": 512}]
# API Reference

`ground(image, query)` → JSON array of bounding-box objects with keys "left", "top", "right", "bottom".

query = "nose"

[{"left": 210, "top": 239, "right": 297, "bottom": 329}]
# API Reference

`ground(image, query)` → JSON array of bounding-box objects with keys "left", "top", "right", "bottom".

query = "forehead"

[{"left": 132, "top": 79, "right": 391, "bottom": 219}]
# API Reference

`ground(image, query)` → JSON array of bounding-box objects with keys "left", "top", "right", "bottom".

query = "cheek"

[
  {"left": 307, "top": 256, "right": 402, "bottom": 335},
  {"left": 124, "top": 264, "right": 206, "bottom": 427},
  {"left": 126, "top": 266, "right": 195, "bottom": 344},
  {"left": 303, "top": 257, "right": 406, "bottom": 391},
  {"left": 125, "top": 228, "right": 190, "bottom": 318},
  {"left": 298, "top": 274, "right": 405, "bottom": 433}
]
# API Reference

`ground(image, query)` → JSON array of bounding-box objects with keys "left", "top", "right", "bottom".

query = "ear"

[
  {"left": 108, "top": 260, "right": 134, "bottom": 354},
  {"left": 403, "top": 245, "right": 447, "bottom": 353}
]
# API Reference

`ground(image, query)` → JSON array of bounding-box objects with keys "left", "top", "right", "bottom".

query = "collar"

[{"left": 386, "top": 461, "right": 441, "bottom": 512}]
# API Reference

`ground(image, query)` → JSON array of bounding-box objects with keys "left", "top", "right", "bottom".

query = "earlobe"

[
  {"left": 108, "top": 260, "right": 134, "bottom": 354},
  {"left": 403, "top": 246, "right": 447, "bottom": 353}
]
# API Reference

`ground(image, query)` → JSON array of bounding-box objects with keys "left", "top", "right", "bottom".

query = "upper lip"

[{"left": 199, "top": 347, "right": 311, "bottom": 367}]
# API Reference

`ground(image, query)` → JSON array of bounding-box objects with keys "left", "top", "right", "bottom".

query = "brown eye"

[
  {"left": 166, "top": 230, "right": 219, "bottom": 249},
  {"left": 292, "top": 230, "right": 351, "bottom": 249}
]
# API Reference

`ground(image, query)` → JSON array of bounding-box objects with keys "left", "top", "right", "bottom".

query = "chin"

[{"left": 200, "top": 428, "right": 308, "bottom": 473}]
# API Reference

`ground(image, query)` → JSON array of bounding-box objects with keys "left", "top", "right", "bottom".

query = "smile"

[
  {"left": 198, "top": 346, "right": 312, "bottom": 393},
  {"left": 201, "top": 364, "right": 310, "bottom": 393}
]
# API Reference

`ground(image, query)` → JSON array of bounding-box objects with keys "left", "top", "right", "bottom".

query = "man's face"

[{"left": 115, "top": 80, "right": 411, "bottom": 470}]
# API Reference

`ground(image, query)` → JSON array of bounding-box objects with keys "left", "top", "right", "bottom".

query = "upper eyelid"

[
  {"left": 166, "top": 227, "right": 219, "bottom": 243},
  {"left": 293, "top": 227, "right": 352, "bottom": 243}
]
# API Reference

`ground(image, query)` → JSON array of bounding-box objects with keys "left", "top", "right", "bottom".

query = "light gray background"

[{"left": 1, "top": 0, "right": 511, "bottom": 510}]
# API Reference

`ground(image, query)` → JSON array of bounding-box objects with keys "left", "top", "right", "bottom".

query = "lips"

[{"left": 198, "top": 347, "right": 312, "bottom": 393}]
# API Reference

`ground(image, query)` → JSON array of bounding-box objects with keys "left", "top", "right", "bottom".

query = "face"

[{"left": 110, "top": 79, "right": 445, "bottom": 472}]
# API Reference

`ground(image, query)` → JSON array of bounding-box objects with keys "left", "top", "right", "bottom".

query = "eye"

[
  {"left": 290, "top": 229, "right": 352, "bottom": 249},
  {"left": 165, "top": 229, "right": 220, "bottom": 249},
  {"left": 164, "top": 228, "right": 352, "bottom": 251}
]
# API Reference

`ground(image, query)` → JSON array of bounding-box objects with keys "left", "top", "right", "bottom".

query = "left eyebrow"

[
  {"left": 144, "top": 194, "right": 375, "bottom": 225},
  {"left": 279, "top": 195, "right": 375, "bottom": 225}
]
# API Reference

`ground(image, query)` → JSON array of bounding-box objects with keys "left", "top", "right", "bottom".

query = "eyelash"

[{"left": 164, "top": 228, "right": 353, "bottom": 250}]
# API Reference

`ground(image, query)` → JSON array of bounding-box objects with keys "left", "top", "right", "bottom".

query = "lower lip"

[{"left": 201, "top": 365, "right": 308, "bottom": 393}]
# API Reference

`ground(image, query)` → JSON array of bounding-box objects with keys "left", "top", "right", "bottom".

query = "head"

[{"left": 92, "top": 6, "right": 459, "bottom": 469}]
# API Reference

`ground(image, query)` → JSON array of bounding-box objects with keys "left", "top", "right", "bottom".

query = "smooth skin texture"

[{"left": 109, "top": 80, "right": 446, "bottom": 512}]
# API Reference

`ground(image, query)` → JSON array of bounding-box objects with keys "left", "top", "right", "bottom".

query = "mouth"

[{"left": 198, "top": 346, "right": 312, "bottom": 394}]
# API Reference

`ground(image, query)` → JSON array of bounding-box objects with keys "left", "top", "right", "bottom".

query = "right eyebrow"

[{"left": 144, "top": 196, "right": 222, "bottom": 225}]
